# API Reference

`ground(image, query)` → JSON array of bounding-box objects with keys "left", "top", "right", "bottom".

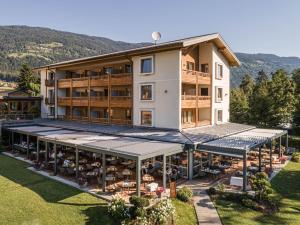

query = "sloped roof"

[{"left": 35, "top": 33, "right": 240, "bottom": 70}]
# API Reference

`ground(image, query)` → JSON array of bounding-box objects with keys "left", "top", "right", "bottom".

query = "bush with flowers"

[
  {"left": 146, "top": 199, "right": 176, "bottom": 225},
  {"left": 108, "top": 196, "right": 130, "bottom": 222}
]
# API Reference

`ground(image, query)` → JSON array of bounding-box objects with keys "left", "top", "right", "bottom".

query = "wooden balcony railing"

[
  {"left": 45, "top": 79, "right": 55, "bottom": 87},
  {"left": 182, "top": 69, "right": 211, "bottom": 85},
  {"left": 181, "top": 95, "right": 211, "bottom": 108},
  {"left": 72, "top": 97, "right": 89, "bottom": 107},
  {"left": 90, "top": 96, "right": 109, "bottom": 107},
  {"left": 72, "top": 77, "right": 89, "bottom": 88},
  {"left": 110, "top": 118, "right": 132, "bottom": 125},
  {"left": 110, "top": 73, "right": 132, "bottom": 85},
  {"left": 57, "top": 97, "right": 71, "bottom": 106},
  {"left": 90, "top": 75, "right": 109, "bottom": 87},
  {"left": 110, "top": 96, "right": 132, "bottom": 107},
  {"left": 58, "top": 79, "right": 71, "bottom": 88},
  {"left": 182, "top": 119, "right": 211, "bottom": 129},
  {"left": 90, "top": 117, "right": 109, "bottom": 124}
]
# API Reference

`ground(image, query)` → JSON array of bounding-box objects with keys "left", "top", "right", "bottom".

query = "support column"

[
  {"left": 163, "top": 154, "right": 166, "bottom": 190},
  {"left": 136, "top": 158, "right": 141, "bottom": 197},
  {"left": 269, "top": 141, "right": 273, "bottom": 173},
  {"left": 26, "top": 134, "right": 29, "bottom": 159},
  {"left": 243, "top": 152, "right": 247, "bottom": 192},
  {"left": 54, "top": 143, "right": 57, "bottom": 175},
  {"left": 75, "top": 147, "right": 79, "bottom": 179},
  {"left": 102, "top": 153, "right": 106, "bottom": 192},
  {"left": 286, "top": 133, "right": 289, "bottom": 152},
  {"left": 45, "top": 141, "right": 48, "bottom": 163},
  {"left": 279, "top": 136, "right": 282, "bottom": 157},
  {"left": 258, "top": 146, "right": 262, "bottom": 172},
  {"left": 208, "top": 153, "right": 212, "bottom": 166},
  {"left": 36, "top": 138, "right": 40, "bottom": 162},
  {"left": 188, "top": 150, "right": 193, "bottom": 180},
  {"left": 11, "top": 131, "right": 14, "bottom": 150}
]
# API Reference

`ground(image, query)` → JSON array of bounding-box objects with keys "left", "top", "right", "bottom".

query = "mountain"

[
  {"left": 0, "top": 25, "right": 150, "bottom": 81},
  {"left": 0, "top": 25, "right": 300, "bottom": 86},
  {"left": 231, "top": 53, "right": 300, "bottom": 87}
]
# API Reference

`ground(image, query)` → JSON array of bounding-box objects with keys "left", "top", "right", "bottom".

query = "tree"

[
  {"left": 250, "top": 172, "right": 273, "bottom": 202},
  {"left": 248, "top": 74, "right": 272, "bottom": 126},
  {"left": 292, "top": 69, "right": 300, "bottom": 129},
  {"left": 230, "top": 88, "right": 249, "bottom": 123},
  {"left": 268, "top": 69, "right": 296, "bottom": 127},
  {"left": 17, "top": 64, "right": 40, "bottom": 96},
  {"left": 256, "top": 70, "right": 269, "bottom": 84},
  {"left": 239, "top": 74, "right": 255, "bottom": 96}
]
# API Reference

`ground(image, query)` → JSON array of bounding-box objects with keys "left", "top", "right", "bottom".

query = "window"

[
  {"left": 201, "top": 64, "right": 209, "bottom": 73},
  {"left": 181, "top": 110, "right": 194, "bottom": 124},
  {"left": 125, "top": 64, "right": 132, "bottom": 73},
  {"left": 215, "top": 63, "right": 223, "bottom": 79},
  {"left": 141, "top": 110, "right": 153, "bottom": 126},
  {"left": 187, "top": 61, "right": 195, "bottom": 71},
  {"left": 217, "top": 109, "right": 223, "bottom": 123},
  {"left": 49, "top": 107, "right": 55, "bottom": 116},
  {"left": 104, "top": 67, "right": 113, "bottom": 74},
  {"left": 140, "top": 84, "right": 153, "bottom": 100},
  {"left": 200, "top": 88, "right": 209, "bottom": 96},
  {"left": 140, "top": 56, "right": 153, "bottom": 74},
  {"left": 216, "top": 87, "right": 223, "bottom": 102},
  {"left": 49, "top": 72, "right": 55, "bottom": 80}
]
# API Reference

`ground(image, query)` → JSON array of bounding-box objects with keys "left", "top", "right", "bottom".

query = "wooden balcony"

[
  {"left": 182, "top": 70, "right": 211, "bottom": 85},
  {"left": 72, "top": 97, "right": 89, "bottom": 107},
  {"left": 57, "top": 97, "right": 71, "bottom": 106},
  {"left": 110, "top": 73, "right": 132, "bottom": 85},
  {"left": 182, "top": 119, "right": 211, "bottom": 129},
  {"left": 110, "top": 96, "right": 132, "bottom": 107},
  {"left": 91, "top": 117, "right": 109, "bottom": 124},
  {"left": 90, "top": 96, "right": 109, "bottom": 107},
  {"left": 181, "top": 95, "right": 211, "bottom": 108},
  {"left": 58, "top": 79, "right": 71, "bottom": 88},
  {"left": 45, "top": 79, "right": 55, "bottom": 87},
  {"left": 90, "top": 75, "right": 109, "bottom": 87},
  {"left": 73, "top": 77, "right": 89, "bottom": 88},
  {"left": 110, "top": 118, "right": 132, "bottom": 125}
]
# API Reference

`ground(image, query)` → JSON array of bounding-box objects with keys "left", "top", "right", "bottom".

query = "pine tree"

[
  {"left": 268, "top": 69, "right": 296, "bottom": 127},
  {"left": 256, "top": 70, "right": 269, "bottom": 84},
  {"left": 240, "top": 74, "right": 255, "bottom": 96},
  {"left": 230, "top": 88, "right": 249, "bottom": 123},
  {"left": 292, "top": 69, "right": 300, "bottom": 129},
  {"left": 17, "top": 64, "right": 40, "bottom": 96}
]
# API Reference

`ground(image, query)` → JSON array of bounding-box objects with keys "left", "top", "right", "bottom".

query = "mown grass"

[{"left": 214, "top": 161, "right": 300, "bottom": 225}]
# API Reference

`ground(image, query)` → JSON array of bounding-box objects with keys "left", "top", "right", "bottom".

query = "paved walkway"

[{"left": 179, "top": 180, "right": 222, "bottom": 225}]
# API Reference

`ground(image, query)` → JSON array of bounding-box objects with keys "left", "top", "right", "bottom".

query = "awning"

[
  {"left": 8, "top": 125, "right": 63, "bottom": 136},
  {"left": 198, "top": 128, "right": 287, "bottom": 158}
]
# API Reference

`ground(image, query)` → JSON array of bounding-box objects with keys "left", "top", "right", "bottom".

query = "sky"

[{"left": 0, "top": 0, "right": 299, "bottom": 57}]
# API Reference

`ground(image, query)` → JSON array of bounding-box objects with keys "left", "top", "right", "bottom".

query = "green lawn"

[
  {"left": 0, "top": 154, "right": 113, "bottom": 225},
  {"left": 214, "top": 161, "right": 300, "bottom": 225},
  {"left": 172, "top": 199, "right": 198, "bottom": 225},
  {"left": 0, "top": 153, "right": 198, "bottom": 225}
]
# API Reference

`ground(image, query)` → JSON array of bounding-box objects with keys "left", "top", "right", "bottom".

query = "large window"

[
  {"left": 181, "top": 110, "right": 195, "bottom": 124},
  {"left": 140, "top": 56, "right": 153, "bottom": 74},
  {"left": 141, "top": 110, "right": 153, "bottom": 126},
  {"left": 216, "top": 87, "right": 223, "bottom": 102},
  {"left": 140, "top": 84, "right": 153, "bottom": 100},
  {"left": 201, "top": 64, "right": 209, "bottom": 73},
  {"left": 215, "top": 63, "right": 223, "bottom": 79},
  {"left": 187, "top": 61, "right": 195, "bottom": 71},
  {"left": 200, "top": 87, "right": 209, "bottom": 96}
]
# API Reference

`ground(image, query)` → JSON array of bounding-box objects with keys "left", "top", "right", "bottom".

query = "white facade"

[{"left": 132, "top": 50, "right": 181, "bottom": 129}]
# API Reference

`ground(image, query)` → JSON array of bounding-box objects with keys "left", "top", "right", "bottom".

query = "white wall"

[
  {"left": 40, "top": 69, "right": 48, "bottom": 118},
  {"left": 132, "top": 50, "right": 181, "bottom": 130},
  {"left": 55, "top": 70, "right": 67, "bottom": 117},
  {"left": 211, "top": 43, "right": 230, "bottom": 124}
]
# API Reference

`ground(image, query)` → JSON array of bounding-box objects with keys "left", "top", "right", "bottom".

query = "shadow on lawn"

[
  {"left": 82, "top": 206, "right": 115, "bottom": 225},
  {"left": 0, "top": 154, "right": 82, "bottom": 202}
]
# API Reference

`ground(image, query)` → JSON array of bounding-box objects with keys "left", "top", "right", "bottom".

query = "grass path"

[{"left": 214, "top": 161, "right": 300, "bottom": 225}]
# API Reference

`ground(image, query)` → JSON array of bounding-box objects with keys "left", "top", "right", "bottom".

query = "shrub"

[
  {"left": 129, "top": 196, "right": 150, "bottom": 208},
  {"left": 250, "top": 172, "right": 273, "bottom": 202},
  {"left": 176, "top": 187, "right": 193, "bottom": 202},
  {"left": 207, "top": 187, "right": 217, "bottom": 196},
  {"left": 147, "top": 199, "right": 176, "bottom": 225},
  {"left": 108, "top": 197, "right": 129, "bottom": 222},
  {"left": 291, "top": 152, "right": 300, "bottom": 162},
  {"left": 216, "top": 183, "right": 225, "bottom": 193},
  {"left": 241, "top": 198, "right": 257, "bottom": 210}
]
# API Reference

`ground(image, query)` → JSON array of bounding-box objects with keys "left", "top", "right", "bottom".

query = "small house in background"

[{"left": 0, "top": 90, "right": 42, "bottom": 119}]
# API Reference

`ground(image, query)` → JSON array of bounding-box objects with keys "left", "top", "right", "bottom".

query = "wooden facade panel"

[
  {"left": 72, "top": 97, "right": 89, "bottom": 106},
  {"left": 110, "top": 73, "right": 132, "bottom": 85},
  {"left": 58, "top": 79, "right": 71, "bottom": 88},
  {"left": 90, "top": 97, "right": 109, "bottom": 107},
  {"left": 90, "top": 76, "right": 109, "bottom": 87},
  {"left": 181, "top": 70, "right": 211, "bottom": 85},
  {"left": 57, "top": 97, "right": 71, "bottom": 106},
  {"left": 72, "top": 78, "right": 89, "bottom": 88},
  {"left": 181, "top": 100, "right": 197, "bottom": 108},
  {"left": 110, "top": 96, "right": 132, "bottom": 107}
]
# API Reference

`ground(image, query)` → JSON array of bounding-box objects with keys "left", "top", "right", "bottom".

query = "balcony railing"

[
  {"left": 90, "top": 96, "right": 109, "bottom": 107},
  {"left": 110, "top": 73, "right": 132, "bottom": 85},
  {"left": 110, "top": 96, "right": 132, "bottom": 107},
  {"left": 57, "top": 97, "right": 71, "bottom": 106},
  {"left": 45, "top": 79, "right": 55, "bottom": 87},
  {"left": 90, "top": 75, "right": 109, "bottom": 86},
  {"left": 182, "top": 69, "right": 211, "bottom": 85},
  {"left": 181, "top": 95, "right": 211, "bottom": 108},
  {"left": 72, "top": 97, "right": 89, "bottom": 107}
]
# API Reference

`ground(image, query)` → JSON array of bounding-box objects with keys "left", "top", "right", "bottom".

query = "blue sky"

[{"left": 0, "top": 0, "right": 299, "bottom": 57}]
